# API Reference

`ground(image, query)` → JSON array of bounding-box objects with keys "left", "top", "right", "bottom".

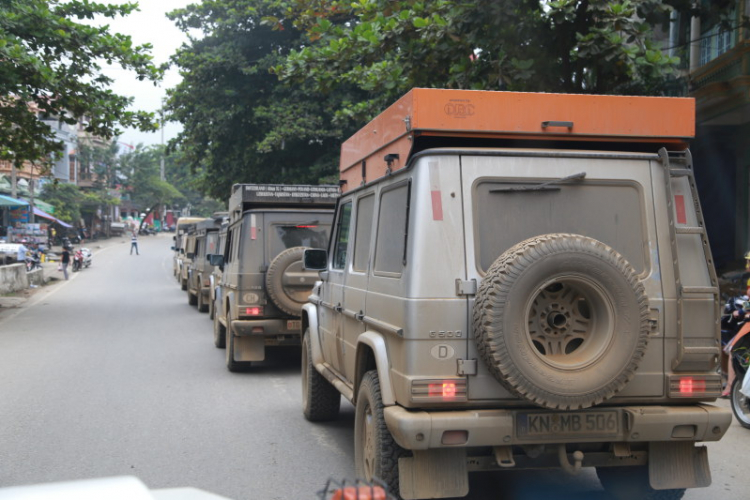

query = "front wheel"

[
  {"left": 302, "top": 330, "right": 341, "bottom": 421},
  {"left": 355, "top": 371, "right": 407, "bottom": 498},
  {"left": 198, "top": 290, "right": 208, "bottom": 313},
  {"left": 596, "top": 466, "right": 685, "bottom": 500},
  {"left": 731, "top": 374, "right": 750, "bottom": 428},
  {"left": 213, "top": 307, "right": 226, "bottom": 349}
]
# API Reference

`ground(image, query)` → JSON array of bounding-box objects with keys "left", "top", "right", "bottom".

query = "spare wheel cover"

[
  {"left": 472, "top": 233, "right": 649, "bottom": 410},
  {"left": 265, "top": 246, "right": 317, "bottom": 316}
]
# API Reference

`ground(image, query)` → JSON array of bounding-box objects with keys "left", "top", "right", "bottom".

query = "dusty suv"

[
  {"left": 186, "top": 214, "right": 227, "bottom": 312},
  {"left": 211, "top": 184, "right": 337, "bottom": 372},
  {"left": 301, "top": 89, "right": 731, "bottom": 500}
]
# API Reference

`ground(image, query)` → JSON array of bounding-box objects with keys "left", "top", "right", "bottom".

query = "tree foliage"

[
  {"left": 167, "top": 0, "right": 745, "bottom": 198},
  {"left": 166, "top": 0, "right": 354, "bottom": 199},
  {"left": 0, "top": 0, "right": 161, "bottom": 169}
]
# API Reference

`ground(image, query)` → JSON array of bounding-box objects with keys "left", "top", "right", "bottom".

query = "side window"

[
  {"left": 224, "top": 229, "right": 233, "bottom": 262},
  {"left": 353, "top": 194, "right": 375, "bottom": 272},
  {"left": 332, "top": 201, "right": 352, "bottom": 270},
  {"left": 374, "top": 182, "right": 410, "bottom": 276}
]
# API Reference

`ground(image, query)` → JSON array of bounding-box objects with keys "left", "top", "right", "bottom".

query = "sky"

[{"left": 99, "top": 1, "right": 196, "bottom": 150}]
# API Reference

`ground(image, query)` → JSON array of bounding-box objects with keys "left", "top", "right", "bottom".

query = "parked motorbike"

[
  {"left": 80, "top": 247, "right": 92, "bottom": 268},
  {"left": 25, "top": 254, "right": 41, "bottom": 272},
  {"left": 722, "top": 295, "right": 750, "bottom": 428},
  {"left": 72, "top": 248, "right": 84, "bottom": 272}
]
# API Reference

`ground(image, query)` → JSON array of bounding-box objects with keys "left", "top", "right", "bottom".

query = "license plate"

[
  {"left": 517, "top": 410, "right": 619, "bottom": 439},
  {"left": 287, "top": 320, "right": 301, "bottom": 331}
]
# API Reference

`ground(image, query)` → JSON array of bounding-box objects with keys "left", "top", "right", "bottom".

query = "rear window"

[
  {"left": 474, "top": 181, "right": 646, "bottom": 273},
  {"left": 206, "top": 232, "right": 219, "bottom": 256},
  {"left": 270, "top": 223, "right": 330, "bottom": 258}
]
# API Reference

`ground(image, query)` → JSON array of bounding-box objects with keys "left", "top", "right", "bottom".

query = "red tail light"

[
  {"left": 412, "top": 379, "right": 467, "bottom": 403},
  {"left": 245, "top": 306, "right": 262, "bottom": 316},
  {"left": 669, "top": 375, "right": 721, "bottom": 398}
]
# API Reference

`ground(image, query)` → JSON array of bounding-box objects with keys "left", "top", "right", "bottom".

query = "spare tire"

[
  {"left": 265, "top": 246, "right": 319, "bottom": 316},
  {"left": 472, "top": 234, "right": 649, "bottom": 410}
]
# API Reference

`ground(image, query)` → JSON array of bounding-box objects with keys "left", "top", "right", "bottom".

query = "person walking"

[
  {"left": 61, "top": 246, "right": 70, "bottom": 280},
  {"left": 130, "top": 232, "right": 139, "bottom": 255}
]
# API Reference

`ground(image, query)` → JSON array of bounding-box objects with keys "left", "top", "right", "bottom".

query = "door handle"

[
  {"left": 335, "top": 303, "right": 343, "bottom": 313},
  {"left": 355, "top": 311, "right": 364, "bottom": 321}
]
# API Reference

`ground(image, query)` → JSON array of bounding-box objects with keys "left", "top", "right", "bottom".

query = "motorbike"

[
  {"left": 80, "top": 247, "right": 92, "bottom": 268},
  {"left": 25, "top": 253, "right": 42, "bottom": 272},
  {"left": 72, "top": 248, "right": 84, "bottom": 272},
  {"left": 722, "top": 295, "right": 750, "bottom": 428}
]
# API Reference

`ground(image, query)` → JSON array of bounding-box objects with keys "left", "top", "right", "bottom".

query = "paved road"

[{"left": 0, "top": 233, "right": 747, "bottom": 499}]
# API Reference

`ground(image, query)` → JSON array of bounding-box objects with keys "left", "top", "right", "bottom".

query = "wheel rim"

[
  {"left": 362, "top": 402, "right": 375, "bottom": 480},
  {"left": 525, "top": 276, "right": 615, "bottom": 370},
  {"left": 732, "top": 378, "right": 750, "bottom": 425}
]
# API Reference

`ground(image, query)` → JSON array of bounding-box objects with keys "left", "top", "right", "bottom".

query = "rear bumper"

[
  {"left": 383, "top": 404, "right": 731, "bottom": 451},
  {"left": 231, "top": 318, "right": 301, "bottom": 343}
]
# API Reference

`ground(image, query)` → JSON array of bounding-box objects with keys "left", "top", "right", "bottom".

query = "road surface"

[{"left": 0, "top": 233, "right": 747, "bottom": 499}]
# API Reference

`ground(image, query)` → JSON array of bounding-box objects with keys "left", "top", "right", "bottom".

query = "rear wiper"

[{"left": 490, "top": 172, "right": 587, "bottom": 193}]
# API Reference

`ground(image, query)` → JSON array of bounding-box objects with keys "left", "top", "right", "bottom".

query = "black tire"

[
  {"left": 302, "top": 329, "right": 341, "bottom": 421},
  {"left": 597, "top": 466, "right": 685, "bottom": 500},
  {"left": 180, "top": 277, "right": 187, "bottom": 291},
  {"left": 197, "top": 288, "right": 208, "bottom": 313},
  {"left": 730, "top": 374, "right": 750, "bottom": 428},
  {"left": 355, "top": 370, "right": 408, "bottom": 498},
  {"left": 265, "top": 246, "right": 317, "bottom": 316},
  {"left": 473, "top": 233, "right": 649, "bottom": 410},
  {"left": 188, "top": 289, "right": 198, "bottom": 306},
  {"left": 213, "top": 306, "right": 226, "bottom": 349},
  {"left": 226, "top": 324, "right": 250, "bottom": 372}
]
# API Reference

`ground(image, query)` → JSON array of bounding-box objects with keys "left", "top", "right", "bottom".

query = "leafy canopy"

[{"left": 0, "top": 0, "right": 162, "bottom": 168}]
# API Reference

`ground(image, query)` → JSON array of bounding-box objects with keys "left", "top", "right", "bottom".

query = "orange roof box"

[{"left": 339, "top": 88, "right": 695, "bottom": 191}]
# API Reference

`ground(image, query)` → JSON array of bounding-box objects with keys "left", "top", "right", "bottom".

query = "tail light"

[
  {"left": 669, "top": 375, "right": 722, "bottom": 398},
  {"left": 411, "top": 379, "right": 467, "bottom": 403},
  {"left": 241, "top": 306, "right": 263, "bottom": 317}
]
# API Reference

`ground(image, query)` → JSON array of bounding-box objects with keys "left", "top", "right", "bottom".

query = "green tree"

[
  {"left": 39, "top": 182, "right": 82, "bottom": 225},
  {"left": 119, "top": 145, "right": 184, "bottom": 229},
  {"left": 0, "top": 0, "right": 162, "bottom": 169},
  {"left": 166, "top": 0, "right": 351, "bottom": 199}
]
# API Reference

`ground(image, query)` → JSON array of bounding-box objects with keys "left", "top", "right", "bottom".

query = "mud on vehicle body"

[
  {"left": 301, "top": 89, "right": 732, "bottom": 500},
  {"left": 211, "top": 184, "right": 337, "bottom": 372},
  {"left": 186, "top": 213, "right": 227, "bottom": 312},
  {"left": 172, "top": 217, "right": 205, "bottom": 285}
]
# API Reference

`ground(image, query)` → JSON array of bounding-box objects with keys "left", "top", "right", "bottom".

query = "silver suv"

[
  {"left": 211, "top": 184, "right": 337, "bottom": 372},
  {"left": 301, "top": 90, "right": 731, "bottom": 500}
]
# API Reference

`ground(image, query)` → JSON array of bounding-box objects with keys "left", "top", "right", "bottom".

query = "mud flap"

[
  {"left": 649, "top": 442, "right": 711, "bottom": 490},
  {"left": 398, "top": 449, "right": 468, "bottom": 500},
  {"left": 235, "top": 336, "right": 265, "bottom": 362}
]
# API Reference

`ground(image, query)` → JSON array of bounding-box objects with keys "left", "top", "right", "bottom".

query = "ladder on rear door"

[{"left": 658, "top": 148, "right": 720, "bottom": 372}]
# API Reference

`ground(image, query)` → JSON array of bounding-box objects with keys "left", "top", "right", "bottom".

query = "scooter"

[
  {"left": 80, "top": 247, "right": 92, "bottom": 268},
  {"left": 72, "top": 248, "right": 84, "bottom": 272},
  {"left": 25, "top": 254, "right": 41, "bottom": 272},
  {"left": 722, "top": 296, "right": 750, "bottom": 428}
]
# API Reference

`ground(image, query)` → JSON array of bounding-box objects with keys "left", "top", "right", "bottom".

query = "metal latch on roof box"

[{"left": 456, "top": 279, "right": 477, "bottom": 296}]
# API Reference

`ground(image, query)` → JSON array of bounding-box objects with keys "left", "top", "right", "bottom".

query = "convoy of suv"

[{"left": 173, "top": 89, "right": 731, "bottom": 500}]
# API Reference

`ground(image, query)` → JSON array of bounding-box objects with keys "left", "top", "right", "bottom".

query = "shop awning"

[
  {"left": 0, "top": 194, "right": 29, "bottom": 207},
  {"left": 34, "top": 199, "right": 55, "bottom": 213},
  {"left": 33, "top": 207, "right": 72, "bottom": 228}
]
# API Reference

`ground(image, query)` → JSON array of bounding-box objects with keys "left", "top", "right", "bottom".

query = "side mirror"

[
  {"left": 304, "top": 248, "right": 327, "bottom": 271},
  {"left": 170, "top": 246, "right": 176, "bottom": 251},
  {"left": 172, "top": 236, "right": 176, "bottom": 241},
  {"left": 208, "top": 254, "right": 224, "bottom": 268}
]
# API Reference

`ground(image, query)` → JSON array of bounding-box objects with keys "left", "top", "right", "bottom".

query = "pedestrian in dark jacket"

[{"left": 61, "top": 247, "right": 70, "bottom": 280}]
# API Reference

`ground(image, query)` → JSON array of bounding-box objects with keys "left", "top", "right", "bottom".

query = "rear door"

[{"left": 460, "top": 151, "right": 665, "bottom": 401}]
